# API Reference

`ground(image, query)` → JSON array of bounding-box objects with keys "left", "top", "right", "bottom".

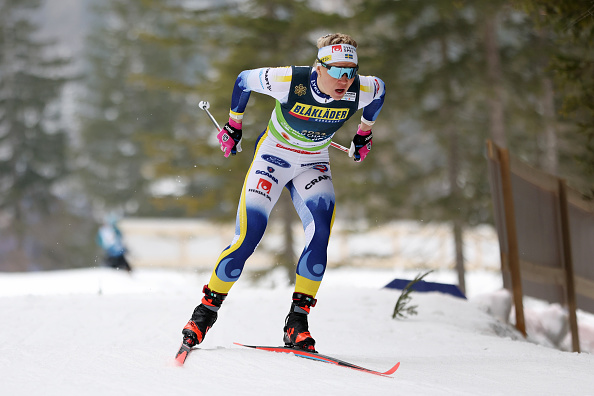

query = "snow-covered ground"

[{"left": 1, "top": 267, "right": 594, "bottom": 395}]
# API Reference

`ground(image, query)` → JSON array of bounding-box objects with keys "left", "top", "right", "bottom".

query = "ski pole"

[
  {"left": 198, "top": 100, "right": 348, "bottom": 155},
  {"left": 198, "top": 101, "right": 221, "bottom": 131},
  {"left": 330, "top": 141, "right": 349, "bottom": 153}
]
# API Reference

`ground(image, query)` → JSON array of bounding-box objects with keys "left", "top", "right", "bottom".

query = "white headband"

[{"left": 317, "top": 44, "right": 358, "bottom": 65}]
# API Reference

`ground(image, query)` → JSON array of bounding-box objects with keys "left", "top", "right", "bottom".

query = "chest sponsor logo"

[
  {"left": 289, "top": 103, "right": 349, "bottom": 122},
  {"left": 342, "top": 92, "right": 356, "bottom": 102},
  {"left": 261, "top": 154, "right": 291, "bottom": 168}
]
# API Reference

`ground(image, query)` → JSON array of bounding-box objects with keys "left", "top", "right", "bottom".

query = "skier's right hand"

[
  {"left": 217, "top": 119, "right": 243, "bottom": 157},
  {"left": 348, "top": 126, "right": 372, "bottom": 162}
]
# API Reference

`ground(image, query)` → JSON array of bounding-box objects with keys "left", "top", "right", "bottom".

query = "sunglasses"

[{"left": 317, "top": 59, "right": 358, "bottom": 79}]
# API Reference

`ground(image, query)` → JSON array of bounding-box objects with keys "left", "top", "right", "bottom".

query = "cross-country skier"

[
  {"left": 96, "top": 216, "right": 132, "bottom": 272},
  {"left": 182, "top": 33, "right": 385, "bottom": 352}
]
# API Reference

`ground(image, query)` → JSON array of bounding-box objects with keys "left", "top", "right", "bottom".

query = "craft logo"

[
  {"left": 259, "top": 68, "right": 272, "bottom": 91},
  {"left": 256, "top": 178, "right": 272, "bottom": 194},
  {"left": 289, "top": 103, "right": 349, "bottom": 123},
  {"left": 305, "top": 174, "right": 331, "bottom": 190}
]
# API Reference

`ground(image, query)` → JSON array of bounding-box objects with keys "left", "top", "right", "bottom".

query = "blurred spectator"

[{"left": 96, "top": 217, "right": 132, "bottom": 272}]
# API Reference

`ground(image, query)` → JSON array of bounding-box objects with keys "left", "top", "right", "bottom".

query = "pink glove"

[
  {"left": 217, "top": 118, "right": 243, "bottom": 157},
  {"left": 348, "top": 126, "right": 372, "bottom": 162}
]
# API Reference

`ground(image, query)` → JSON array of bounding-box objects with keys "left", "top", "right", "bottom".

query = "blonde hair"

[
  {"left": 316, "top": 33, "right": 358, "bottom": 49},
  {"left": 314, "top": 33, "right": 358, "bottom": 67}
]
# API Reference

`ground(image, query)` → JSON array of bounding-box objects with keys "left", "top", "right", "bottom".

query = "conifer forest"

[{"left": 1, "top": 0, "right": 592, "bottom": 272}]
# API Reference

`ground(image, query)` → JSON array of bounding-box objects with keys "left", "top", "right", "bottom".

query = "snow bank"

[{"left": 1, "top": 267, "right": 593, "bottom": 396}]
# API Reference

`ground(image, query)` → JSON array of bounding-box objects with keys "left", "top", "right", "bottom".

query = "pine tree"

[
  {"left": 349, "top": 0, "right": 588, "bottom": 287},
  {"left": 516, "top": 1, "right": 594, "bottom": 195},
  {"left": 78, "top": 0, "right": 155, "bottom": 216},
  {"left": 130, "top": 0, "right": 243, "bottom": 218},
  {"left": 79, "top": 0, "right": 236, "bottom": 219},
  {"left": 352, "top": 0, "right": 495, "bottom": 291},
  {"left": 0, "top": 0, "right": 86, "bottom": 270}
]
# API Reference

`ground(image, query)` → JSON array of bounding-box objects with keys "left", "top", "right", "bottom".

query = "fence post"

[
  {"left": 558, "top": 179, "right": 580, "bottom": 352},
  {"left": 498, "top": 146, "right": 527, "bottom": 336}
]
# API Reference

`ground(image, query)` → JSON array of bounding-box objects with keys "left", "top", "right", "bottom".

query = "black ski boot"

[
  {"left": 181, "top": 285, "right": 227, "bottom": 347},
  {"left": 283, "top": 292, "right": 317, "bottom": 352}
]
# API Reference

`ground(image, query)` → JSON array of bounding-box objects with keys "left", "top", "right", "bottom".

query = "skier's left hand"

[{"left": 348, "top": 126, "right": 372, "bottom": 162}]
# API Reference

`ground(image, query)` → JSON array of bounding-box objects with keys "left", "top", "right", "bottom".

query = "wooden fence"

[{"left": 486, "top": 140, "right": 594, "bottom": 352}]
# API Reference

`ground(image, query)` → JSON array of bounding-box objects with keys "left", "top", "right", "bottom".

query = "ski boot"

[
  {"left": 181, "top": 285, "right": 227, "bottom": 347},
  {"left": 283, "top": 292, "right": 317, "bottom": 352}
]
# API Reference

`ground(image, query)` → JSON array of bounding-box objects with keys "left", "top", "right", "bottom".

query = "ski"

[
  {"left": 234, "top": 342, "right": 400, "bottom": 377},
  {"left": 174, "top": 342, "right": 193, "bottom": 365}
]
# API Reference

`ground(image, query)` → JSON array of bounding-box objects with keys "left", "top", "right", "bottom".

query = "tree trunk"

[
  {"left": 538, "top": 24, "right": 558, "bottom": 175},
  {"left": 11, "top": 205, "right": 29, "bottom": 272},
  {"left": 447, "top": 127, "right": 466, "bottom": 295},
  {"left": 484, "top": 13, "right": 507, "bottom": 148},
  {"left": 452, "top": 218, "right": 466, "bottom": 294},
  {"left": 440, "top": 36, "right": 466, "bottom": 294},
  {"left": 541, "top": 75, "right": 558, "bottom": 174}
]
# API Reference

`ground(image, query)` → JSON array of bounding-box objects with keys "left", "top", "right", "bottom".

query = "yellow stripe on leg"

[
  {"left": 207, "top": 270, "right": 235, "bottom": 294},
  {"left": 213, "top": 129, "right": 269, "bottom": 261},
  {"left": 295, "top": 275, "right": 322, "bottom": 298},
  {"left": 207, "top": 130, "right": 271, "bottom": 296}
]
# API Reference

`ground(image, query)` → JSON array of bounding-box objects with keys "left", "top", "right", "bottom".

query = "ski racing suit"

[{"left": 207, "top": 65, "right": 385, "bottom": 298}]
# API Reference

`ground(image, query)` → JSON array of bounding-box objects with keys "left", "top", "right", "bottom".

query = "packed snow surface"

[{"left": 1, "top": 267, "right": 593, "bottom": 395}]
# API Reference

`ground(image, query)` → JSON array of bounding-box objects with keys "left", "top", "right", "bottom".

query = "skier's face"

[{"left": 316, "top": 61, "right": 357, "bottom": 101}]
